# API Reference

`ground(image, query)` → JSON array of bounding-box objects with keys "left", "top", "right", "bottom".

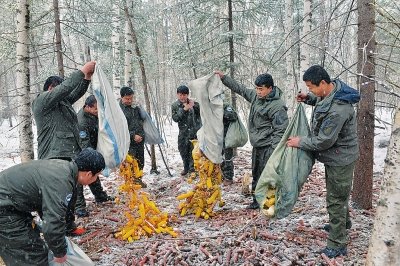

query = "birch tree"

[
  {"left": 16, "top": 0, "right": 34, "bottom": 162},
  {"left": 299, "top": 0, "right": 312, "bottom": 90},
  {"left": 285, "top": 0, "right": 295, "bottom": 114},
  {"left": 124, "top": 14, "right": 133, "bottom": 88},
  {"left": 367, "top": 101, "right": 400, "bottom": 265},
  {"left": 112, "top": 4, "right": 121, "bottom": 92},
  {"left": 53, "top": 0, "right": 64, "bottom": 77}
]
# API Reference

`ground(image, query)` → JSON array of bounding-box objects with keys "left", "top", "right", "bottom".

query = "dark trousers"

[
  {"left": 129, "top": 141, "right": 145, "bottom": 170},
  {"left": 178, "top": 136, "right": 195, "bottom": 173},
  {"left": 75, "top": 177, "right": 108, "bottom": 210},
  {"left": 325, "top": 161, "right": 355, "bottom": 249},
  {"left": 222, "top": 147, "right": 234, "bottom": 181},
  {"left": 0, "top": 212, "right": 48, "bottom": 265},
  {"left": 251, "top": 146, "right": 274, "bottom": 192}
]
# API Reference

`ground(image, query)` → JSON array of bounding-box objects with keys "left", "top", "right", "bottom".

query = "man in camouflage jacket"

[
  {"left": 286, "top": 65, "right": 360, "bottom": 259},
  {"left": 171, "top": 85, "right": 201, "bottom": 176},
  {"left": 75, "top": 95, "right": 114, "bottom": 217},
  {"left": 32, "top": 62, "right": 95, "bottom": 160},
  {"left": 216, "top": 71, "right": 289, "bottom": 209},
  {"left": 119, "top": 87, "right": 146, "bottom": 188},
  {"left": 31, "top": 61, "right": 96, "bottom": 235},
  {"left": 0, "top": 148, "right": 105, "bottom": 266}
]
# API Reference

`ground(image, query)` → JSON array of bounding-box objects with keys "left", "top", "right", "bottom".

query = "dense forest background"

[
  {"left": 2, "top": 0, "right": 399, "bottom": 118},
  {"left": 1, "top": 0, "right": 400, "bottom": 200},
  {"left": 1, "top": 0, "right": 400, "bottom": 263}
]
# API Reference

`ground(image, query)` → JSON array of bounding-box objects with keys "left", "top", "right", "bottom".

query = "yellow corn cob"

[{"left": 177, "top": 191, "right": 195, "bottom": 200}]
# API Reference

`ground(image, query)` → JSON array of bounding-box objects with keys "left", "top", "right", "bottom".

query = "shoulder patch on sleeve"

[
  {"left": 79, "top": 131, "right": 87, "bottom": 138},
  {"left": 65, "top": 194, "right": 73, "bottom": 206},
  {"left": 321, "top": 120, "right": 338, "bottom": 137}
]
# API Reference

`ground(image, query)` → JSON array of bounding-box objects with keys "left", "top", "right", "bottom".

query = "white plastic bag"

[
  {"left": 139, "top": 105, "right": 164, "bottom": 145},
  {"left": 92, "top": 65, "right": 130, "bottom": 175},
  {"left": 188, "top": 73, "right": 224, "bottom": 164},
  {"left": 48, "top": 237, "right": 94, "bottom": 266}
]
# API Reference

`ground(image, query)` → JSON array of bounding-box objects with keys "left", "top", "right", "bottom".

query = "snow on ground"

[{"left": 0, "top": 108, "right": 394, "bottom": 265}]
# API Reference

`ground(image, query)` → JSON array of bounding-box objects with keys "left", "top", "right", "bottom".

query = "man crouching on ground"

[{"left": 0, "top": 148, "right": 105, "bottom": 265}]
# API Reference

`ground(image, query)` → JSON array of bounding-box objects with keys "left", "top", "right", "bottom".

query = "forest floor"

[{"left": 70, "top": 147, "right": 380, "bottom": 266}]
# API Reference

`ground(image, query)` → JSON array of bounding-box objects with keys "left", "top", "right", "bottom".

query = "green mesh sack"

[
  {"left": 225, "top": 115, "right": 248, "bottom": 148},
  {"left": 255, "top": 104, "right": 314, "bottom": 219}
]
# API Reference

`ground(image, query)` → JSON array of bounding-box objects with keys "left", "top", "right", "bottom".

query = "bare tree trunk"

[
  {"left": 228, "top": 0, "right": 237, "bottom": 110},
  {"left": 123, "top": 4, "right": 157, "bottom": 172},
  {"left": 53, "top": 0, "right": 64, "bottom": 78},
  {"left": 124, "top": 14, "right": 133, "bottom": 87},
  {"left": 285, "top": 0, "right": 295, "bottom": 116},
  {"left": 16, "top": 0, "right": 34, "bottom": 162},
  {"left": 366, "top": 101, "right": 400, "bottom": 265},
  {"left": 112, "top": 4, "right": 121, "bottom": 93},
  {"left": 354, "top": 0, "right": 375, "bottom": 209},
  {"left": 299, "top": 0, "right": 312, "bottom": 91}
]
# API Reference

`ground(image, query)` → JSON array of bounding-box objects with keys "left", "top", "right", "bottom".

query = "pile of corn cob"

[
  {"left": 115, "top": 155, "right": 177, "bottom": 242},
  {"left": 177, "top": 140, "right": 225, "bottom": 219},
  {"left": 261, "top": 187, "right": 276, "bottom": 217}
]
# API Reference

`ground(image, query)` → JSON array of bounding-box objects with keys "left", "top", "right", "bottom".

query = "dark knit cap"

[
  {"left": 120, "top": 86, "right": 134, "bottom": 97},
  {"left": 84, "top": 95, "right": 97, "bottom": 107},
  {"left": 43, "top": 76, "right": 64, "bottom": 91},
  {"left": 75, "top": 148, "right": 105, "bottom": 174},
  {"left": 177, "top": 85, "right": 189, "bottom": 94}
]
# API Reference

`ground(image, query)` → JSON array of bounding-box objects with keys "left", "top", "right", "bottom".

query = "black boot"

[{"left": 246, "top": 195, "right": 259, "bottom": 209}]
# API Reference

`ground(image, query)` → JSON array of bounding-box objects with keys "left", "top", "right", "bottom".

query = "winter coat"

[
  {"left": 299, "top": 79, "right": 360, "bottom": 166},
  {"left": 0, "top": 160, "right": 78, "bottom": 258},
  {"left": 171, "top": 100, "right": 201, "bottom": 139},
  {"left": 119, "top": 100, "right": 145, "bottom": 144},
  {"left": 77, "top": 107, "right": 98, "bottom": 149},
  {"left": 32, "top": 71, "right": 90, "bottom": 159},
  {"left": 223, "top": 103, "right": 238, "bottom": 136},
  {"left": 221, "top": 75, "right": 289, "bottom": 148}
]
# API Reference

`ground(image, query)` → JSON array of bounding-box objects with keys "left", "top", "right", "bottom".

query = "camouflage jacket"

[
  {"left": 32, "top": 71, "right": 90, "bottom": 159},
  {"left": 0, "top": 160, "right": 78, "bottom": 258},
  {"left": 119, "top": 100, "right": 145, "bottom": 143},
  {"left": 221, "top": 75, "right": 289, "bottom": 148},
  {"left": 223, "top": 103, "right": 238, "bottom": 136},
  {"left": 171, "top": 99, "right": 201, "bottom": 139},
  {"left": 77, "top": 107, "right": 98, "bottom": 149},
  {"left": 299, "top": 79, "right": 360, "bottom": 166}
]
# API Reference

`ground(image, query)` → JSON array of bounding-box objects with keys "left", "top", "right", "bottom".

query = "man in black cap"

[
  {"left": 119, "top": 86, "right": 147, "bottom": 187},
  {"left": 171, "top": 85, "right": 201, "bottom": 176},
  {"left": 0, "top": 148, "right": 105, "bottom": 266}
]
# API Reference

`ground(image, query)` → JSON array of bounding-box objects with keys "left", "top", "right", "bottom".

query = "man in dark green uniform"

[
  {"left": 0, "top": 148, "right": 105, "bottom": 266},
  {"left": 119, "top": 86, "right": 146, "bottom": 187},
  {"left": 286, "top": 65, "right": 360, "bottom": 258},
  {"left": 75, "top": 95, "right": 114, "bottom": 217},
  {"left": 216, "top": 71, "right": 289, "bottom": 209},
  {"left": 31, "top": 61, "right": 96, "bottom": 236},
  {"left": 171, "top": 85, "right": 201, "bottom": 176},
  {"left": 222, "top": 103, "right": 238, "bottom": 186}
]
